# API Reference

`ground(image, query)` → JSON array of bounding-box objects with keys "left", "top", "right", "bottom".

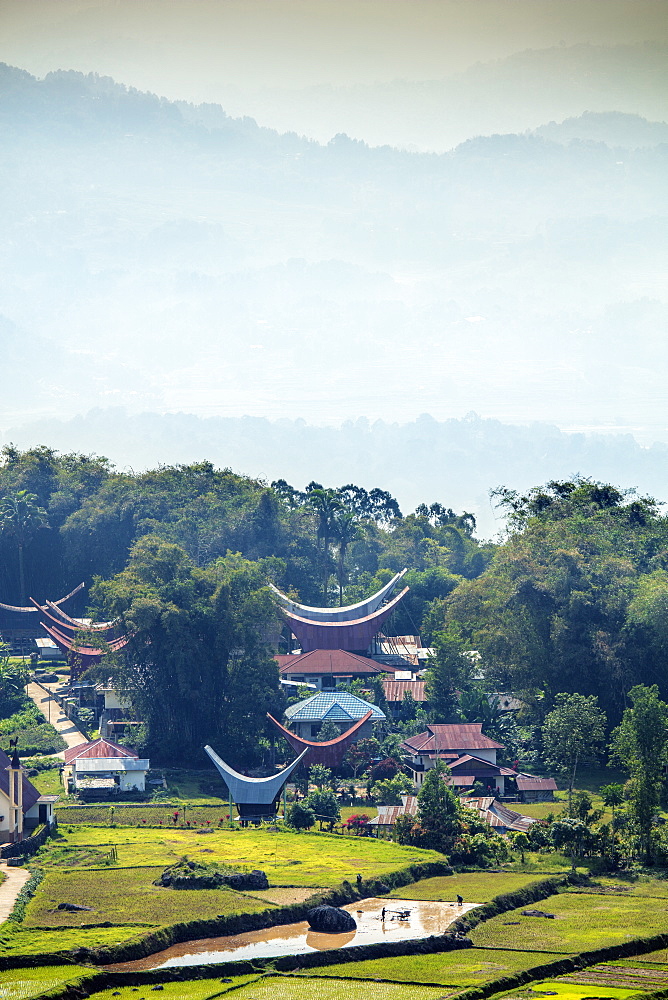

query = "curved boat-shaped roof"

[
  {"left": 267, "top": 711, "right": 373, "bottom": 768},
  {"left": 204, "top": 745, "right": 308, "bottom": 804},
  {"left": 0, "top": 582, "right": 84, "bottom": 614},
  {"left": 40, "top": 621, "right": 129, "bottom": 657},
  {"left": 45, "top": 599, "right": 116, "bottom": 632},
  {"left": 283, "top": 586, "right": 409, "bottom": 652},
  {"left": 32, "top": 598, "right": 118, "bottom": 637},
  {"left": 270, "top": 568, "right": 407, "bottom": 622}
]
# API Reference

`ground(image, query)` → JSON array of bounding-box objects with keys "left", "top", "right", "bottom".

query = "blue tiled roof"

[{"left": 284, "top": 691, "right": 386, "bottom": 722}]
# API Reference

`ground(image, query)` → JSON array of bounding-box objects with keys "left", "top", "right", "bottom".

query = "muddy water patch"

[{"left": 105, "top": 897, "right": 478, "bottom": 971}]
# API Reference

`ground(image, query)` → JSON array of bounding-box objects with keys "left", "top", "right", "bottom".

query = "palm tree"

[
  {"left": 0, "top": 490, "right": 49, "bottom": 606},
  {"left": 306, "top": 488, "right": 342, "bottom": 603},
  {"left": 332, "top": 510, "right": 359, "bottom": 605}
]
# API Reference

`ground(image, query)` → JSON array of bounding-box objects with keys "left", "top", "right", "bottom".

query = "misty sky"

[
  {"left": 2, "top": 0, "right": 666, "bottom": 102},
  {"left": 1, "top": 0, "right": 667, "bottom": 481}
]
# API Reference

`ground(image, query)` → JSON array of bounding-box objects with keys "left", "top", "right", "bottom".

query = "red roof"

[
  {"left": 383, "top": 679, "right": 426, "bottom": 703},
  {"left": 516, "top": 775, "right": 557, "bottom": 792},
  {"left": 402, "top": 723, "right": 504, "bottom": 754},
  {"left": 65, "top": 738, "right": 138, "bottom": 763},
  {"left": 448, "top": 754, "right": 516, "bottom": 776},
  {"left": 276, "top": 649, "right": 395, "bottom": 676}
]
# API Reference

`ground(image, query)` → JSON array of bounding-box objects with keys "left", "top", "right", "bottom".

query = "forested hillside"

[{"left": 2, "top": 446, "right": 667, "bottom": 758}]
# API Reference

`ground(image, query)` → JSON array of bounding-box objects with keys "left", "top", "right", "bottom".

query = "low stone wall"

[{"left": 0, "top": 823, "right": 51, "bottom": 860}]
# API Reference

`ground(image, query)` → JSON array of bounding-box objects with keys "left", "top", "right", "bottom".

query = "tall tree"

[
  {"left": 425, "top": 625, "right": 472, "bottom": 721},
  {"left": 610, "top": 684, "right": 668, "bottom": 862},
  {"left": 332, "top": 510, "right": 359, "bottom": 604},
  {"left": 414, "top": 761, "right": 463, "bottom": 854},
  {"left": 91, "top": 536, "right": 283, "bottom": 764},
  {"left": 0, "top": 490, "right": 49, "bottom": 605},
  {"left": 305, "top": 486, "right": 343, "bottom": 603},
  {"left": 542, "top": 692, "right": 606, "bottom": 814}
]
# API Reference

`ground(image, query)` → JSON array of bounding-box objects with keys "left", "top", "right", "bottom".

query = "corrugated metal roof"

[
  {"left": 463, "top": 796, "right": 534, "bottom": 832},
  {"left": 74, "top": 759, "right": 149, "bottom": 773},
  {"left": 277, "top": 649, "right": 391, "bottom": 676},
  {"left": 402, "top": 723, "right": 503, "bottom": 754},
  {"left": 65, "top": 738, "right": 138, "bottom": 763},
  {"left": 383, "top": 680, "right": 426, "bottom": 703},
  {"left": 285, "top": 691, "right": 385, "bottom": 722},
  {"left": 516, "top": 775, "right": 557, "bottom": 791},
  {"left": 368, "top": 796, "right": 418, "bottom": 826}
]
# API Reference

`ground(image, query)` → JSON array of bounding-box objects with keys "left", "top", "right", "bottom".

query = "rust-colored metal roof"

[
  {"left": 65, "top": 738, "right": 138, "bottom": 763},
  {"left": 276, "top": 649, "right": 394, "bottom": 676},
  {"left": 449, "top": 754, "right": 516, "bottom": 776},
  {"left": 383, "top": 679, "right": 426, "bottom": 703},
  {"left": 516, "top": 775, "right": 557, "bottom": 791},
  {"left": 402, "top": 723, "right": 504, "bottom": 754},
  {"left": 463, "top": 796, "right": 534, "bottom": 833},
  {"left": 369, "top": 796, "right": 418, "bottom": 826}
]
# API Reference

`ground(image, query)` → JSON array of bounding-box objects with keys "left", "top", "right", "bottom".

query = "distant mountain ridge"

[
  {"left": 3, "top": 410, "right": 666, "bottom": 538},
  {"left": 1, "top": 62, "right": 665, "bottom": 459}
]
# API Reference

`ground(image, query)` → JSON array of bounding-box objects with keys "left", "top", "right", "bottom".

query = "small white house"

[{"left": 64, "top": 738, "right": 149, "bottom": 794}]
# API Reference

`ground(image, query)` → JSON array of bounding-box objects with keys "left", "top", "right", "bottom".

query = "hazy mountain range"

[
  {"left": 5, "top": 410, "right": 667, "bottom": 539},
  {"left": 1, "top": 52, "right": 666, "bottom": 527}
]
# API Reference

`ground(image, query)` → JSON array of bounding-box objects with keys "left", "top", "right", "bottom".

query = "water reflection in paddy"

[{"left": 105, "top": 898, "right": 478, "bottom": 972}]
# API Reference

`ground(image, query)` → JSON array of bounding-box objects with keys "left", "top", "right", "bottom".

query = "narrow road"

[
  {"left": 26, "top": 680, "right": 87, "bottom": 758},
  {"left": 0, "top": 862, "right": 31, "bottom": 922}
]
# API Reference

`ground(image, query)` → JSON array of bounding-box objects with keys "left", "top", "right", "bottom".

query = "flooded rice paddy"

[{"left": 105, "top": 897, "right": 478, "bottom": 971}]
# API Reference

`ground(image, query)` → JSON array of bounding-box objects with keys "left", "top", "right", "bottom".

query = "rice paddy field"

[
  {"left": 301, "top": 947, "right": 569, "bottom": 985},
  {"left": 5, "top": 833, "right": 668, "bottom": 1000},
  {"left": 23, "top": 867, "right": 271, "bottom": 928},
  {"left": 37, "top": 825, "right": 441, "bottom": 886},
  {"left": 0, "top": 964, "right": 97, "bottom": 1000},
  {"left": 488, "top": 982, "right": 642, "bottom": 1000},
  {"left": 386, "top": 872, "right": 551, "bottom": 902}
]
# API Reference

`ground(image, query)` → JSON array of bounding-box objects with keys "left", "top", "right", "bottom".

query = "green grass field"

[
  {"left": 558, "top": 960, "right": 668, "bottom": 992},
  {"left": 387, "top": 872, "right": 551, "bottom": 902},
  {"left": 23, "top": 866, "right": 270, "bottom": 928},
  {"left": 303, "top": 948, "right": 569, "bottom": 986},
  {"left": 86, "top": 975, "right": 261, "bottom": 1000},
  {"left": 566, "top": 874, "right": 668, "bottom": 897},
  {"left": 234, "top": 976, "right": 446, "bottom": 1000},
  {"left": 28, "top": 767, "right": 63, "bottom": 796},
  {"left": 491, "top": 980, "right": 641, "bottom": 1000},
  {"left": 0, "top": 964, "right": 97, "bottom": 1000},
  {"left": 0, "top": 925, "right": 148, "bottom": 957},
  {"left": 471, "top": 893, "right": 668, "bottom": 953},
  {"left": 38, "top": 825, "right": 443, "bottom": 886}
]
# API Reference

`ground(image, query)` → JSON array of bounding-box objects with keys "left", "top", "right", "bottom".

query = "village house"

[
  {"left": 283, "top": 690, "right": 386, "bottom": 740},
  {"left": 275, "top": 648, "right": 396, "bottom": 690},
  {"left": 516, "top": 775, "right": 557, "bottom": 802},
  {"left": 64, "top": 738, "right": 149, "bottom": 797}
]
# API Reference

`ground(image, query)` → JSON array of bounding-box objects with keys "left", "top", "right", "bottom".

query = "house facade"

[{"left": 64, "top": 738, "right": 149, "bottom": 796}]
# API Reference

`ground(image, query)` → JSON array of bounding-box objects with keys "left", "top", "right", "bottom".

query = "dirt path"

[
  {"left": 26, "top": 680, "right": 87, "bottom": 758},
  {"left": 0, "top": 862, "right": 31, "bottom": 923}
]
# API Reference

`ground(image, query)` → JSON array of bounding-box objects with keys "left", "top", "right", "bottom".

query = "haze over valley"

[{"left": 0, "top": 0, "right": 666, "bottom": 529}]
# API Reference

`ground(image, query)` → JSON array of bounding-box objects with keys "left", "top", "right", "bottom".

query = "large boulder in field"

[{"left": 307, "top": 904, "right": 357, "bottom": 933}]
